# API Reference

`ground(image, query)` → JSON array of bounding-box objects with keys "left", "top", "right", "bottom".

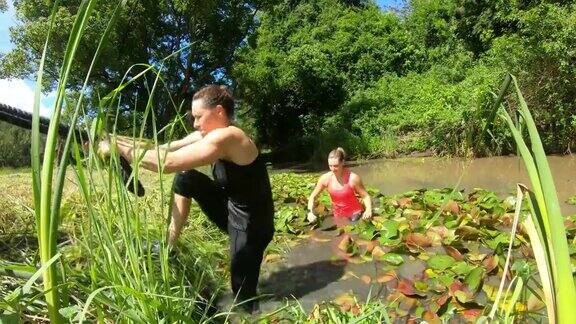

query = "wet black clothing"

[
  {"left": 173, "top": 155, "right": 274, "bottom": 308},
  {"left": 212, "top": 157, "right": 275, "bottom": 232}
]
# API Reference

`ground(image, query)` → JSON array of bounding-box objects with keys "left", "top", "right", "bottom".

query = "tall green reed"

[
  {"left": 27, "top": 0, "right": 223, "bottom": 321},
  {"left": 487, "top": 74, "right": 576, "bottom": 323},
  {"left": 31, "top": 0, "right": 106, "bottom": 321},
  {"left": 63, "top": 39, "right": 229, "bottom": 323}
]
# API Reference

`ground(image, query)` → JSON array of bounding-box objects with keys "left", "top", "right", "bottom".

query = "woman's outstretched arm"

[{"left": 351, "top": 173, "right": 372, "bottom": 220}]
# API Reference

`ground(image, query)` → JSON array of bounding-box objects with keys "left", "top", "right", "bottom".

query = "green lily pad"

[
  {"left": 428, "top": 255, "right": 456, "bottom": 271},
  {"left": 380, "top": 220, "right": 399, "bottom": 238},
  {"left": 485, "top": 232, "right": 515, "bottom": 250},
  {"left": 445, "top": 219, "right": 459, "bottom": 229},
  {"left": 451, "top": 261, "right": 473, "bottom": 276},
  {"left": 454, "top": 290, "right": 472, "bottom": 304},
  {"left": 414, "top": 280, "right": 428, "bottom": 292},
  {"left": 381, "top": 253, "right": 404, "bottom": 265},
  {"left": 465, "top": 267, "right": 484, "bottom": 292}
]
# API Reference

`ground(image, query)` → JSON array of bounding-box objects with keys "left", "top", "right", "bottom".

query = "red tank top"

[{"left": 326, "top": 169, "right": 363, "bottom": 218}]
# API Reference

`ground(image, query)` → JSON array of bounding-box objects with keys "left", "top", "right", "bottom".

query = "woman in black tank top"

[{"left": 100, "top": 85, "right": 274, "bottom": 314}]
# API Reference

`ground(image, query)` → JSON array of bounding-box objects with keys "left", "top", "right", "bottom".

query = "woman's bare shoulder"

[
  {"left": 319, "top": 172, "right": 331, "bottom": 184},
  {"left": 349, "top": 172, "right": 363, "bottom": 183}
]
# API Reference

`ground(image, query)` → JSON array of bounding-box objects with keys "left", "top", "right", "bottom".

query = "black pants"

[{"left": 173, "top": 169, "right": 273, "bottom": 307}]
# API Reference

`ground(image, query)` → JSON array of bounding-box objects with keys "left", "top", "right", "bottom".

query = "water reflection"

[{"left": 260, "top": 260, "right": 346, "bottom": 300}]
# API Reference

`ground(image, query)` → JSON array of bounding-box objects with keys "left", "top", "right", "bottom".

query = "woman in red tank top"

[{"left": 307, "top": 147, "right": 372, "bottom": 224}]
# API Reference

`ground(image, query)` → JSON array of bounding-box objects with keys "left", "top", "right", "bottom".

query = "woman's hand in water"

[
  {"left": 307, "top": 211, "right": 318, "bottom": 223},
  {"left": 361, "top": 209, "right": 372, "bottom": 220}
]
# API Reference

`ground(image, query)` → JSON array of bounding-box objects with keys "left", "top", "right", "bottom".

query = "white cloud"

[{"left": 0, "top": 78, "right": 54, "bottom": 118}]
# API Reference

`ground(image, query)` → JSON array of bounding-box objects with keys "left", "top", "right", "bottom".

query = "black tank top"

[{"left": 212, "top": 155, "right": 274, "bottom": 232}]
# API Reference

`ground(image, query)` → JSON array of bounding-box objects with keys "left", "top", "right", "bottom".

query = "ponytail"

[{"left": 328, "top": 147, "right": 346, "bottom": 163}]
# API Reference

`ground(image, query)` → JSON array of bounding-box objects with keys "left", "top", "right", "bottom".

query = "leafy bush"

[{"left": 0, "top": 121, "right": 45, "bottom": 167}]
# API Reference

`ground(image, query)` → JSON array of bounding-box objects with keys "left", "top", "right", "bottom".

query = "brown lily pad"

[
  {"left": 377, "top": 270, "right": 397, "bottom": 283},
  {"left": 564, "top": 219, "right": 576, "bottom": 230},
  {"left": 444, "top": 200, "right": 460, "bottom": 214},
  {"left": 398, "top": 197, "right": 413, "bottom": 208},
  {"left": 360, "top": 275, "right": 372, "bottom": 284},
  {"left": 449, "top": 280, "right": 465, "bottom": 296},
  {"left": 334, "top": 293, "right": 357, "bottom": 312},
  {"left": 398, "top": 278, "right": 426, "bottom": 297},
  {"left": 423, "top": 310, "right": 442, "bottom": 324},
  {"left": 482, "top": 254, "right": 499, "bottom": 273},
  {"left": 456, "top": 225, "right": 484, "bottom": 240},
  {"left": 461, "top": 309, "right": 483, "bottom": 322},
  {"left": 371, "top": 245, "right": 388, "bottom": 259},
  {"left": 356, "top": 239, "right": 378, "bottom": 253},
  {"left": 444, "top": 246, "right": 464, "bottom": 261},
  {"left": 449, "top": 280, "right": 475, "bottom": 304},
  {"left": 405, "top": 233, "right": 432, "bottom": 248}
]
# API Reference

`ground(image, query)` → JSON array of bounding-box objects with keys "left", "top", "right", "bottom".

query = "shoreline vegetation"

[{"left": 1, "top": 166, "right": 574, "bottom": 322}]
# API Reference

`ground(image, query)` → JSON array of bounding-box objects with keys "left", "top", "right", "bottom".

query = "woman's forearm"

[
  {"left": 307, "top": 196, "right": 316, "bottom": 211},
  {"left": 159, "top": 140, "right": 186, "bottom": 152},
  {"left": 116, "top": 141, "right": 169, "bottom": 172},
  {"left": 116, "top": 135, "right": 153, "bottom": 150},
  {"left": 159, "top": 132, "right": 202, "bottom": 152},
  {"left": 363, "top": 195, "right": 372, "bottom": 211}
]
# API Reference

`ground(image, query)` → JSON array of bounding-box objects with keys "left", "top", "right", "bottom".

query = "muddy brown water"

[
  {"left": 257, "top": 155, "right": 576, "bottom": 314},
  {"left": 352, "top": 155, "right": 576, "bottom": 215}
]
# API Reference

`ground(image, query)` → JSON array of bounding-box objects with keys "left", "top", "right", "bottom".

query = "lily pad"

[
  {"left": 360, "top": 275, "right": 372, "bottom": 284},
  {"left": 456, "top": 225, "right": 484, "bottom": 240},
  {"left": 377, "top": 270, "right": 397, "bottom": 283},
  {"left": 381, "top": 219, "right": 399, "bottom": 238},
  {"left": 371, "top": 245, "right": 388, "bottom": 259},
  {"left": 398, "top": 197, "right": 412, "bottom": 208},
  {"left": 423, "top": 310, "right": 442, "bottom": 324},
  {"left": 444, "top": 200, "right": 460, "bottom": 214},
  {"left": 405, "top": 233, "right": 432, "bottom": 248},
  {"left": 428, "top": 255, "right": 456, "bottom": 271},
  {"left": 451, "top": 261, "right": 473, "bottom": 276},
  {"left": 464, "top": 267, "right": 484, "bottom": 292},
  {"left": 482, "top": 254, "right": 499, "bottom": 273},
  {"left": 444, "top": 246, "right": 464, "bottom": 261},
  {"left": 397, "top": 278, "right": 426, "bottom": 297},
  {"left": 381, "top": 252, "right": 404, "bottom": 265}
]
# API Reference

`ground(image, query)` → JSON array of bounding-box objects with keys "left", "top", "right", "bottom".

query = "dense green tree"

[
  {"left": 233, "top": 0, "right": 420, "bottom": 150},
  {"left": 234, "top": 0, "right": 576, "bottom": 159},
  {"left": 1, "top": 0, "right": 575, "bottom": 163},
  {"left": 0, "top": 0, "right": 276, "bottom": 132},
  {"left": 453, "top": 0, "right": 520, "bottom": 56}
]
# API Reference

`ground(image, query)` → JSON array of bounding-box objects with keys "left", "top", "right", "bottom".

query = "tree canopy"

[
  {"left": 233, "top": 0, "right": 576, "bottom": 158},
  {"left": 1, "top": 0, "right": 575, "bottom": 166},
  {"left": 0, "top": 0, "right": 276, "bottom": 131}
]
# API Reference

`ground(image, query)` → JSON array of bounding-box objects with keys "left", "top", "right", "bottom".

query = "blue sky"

[
  {"left": 0, "top": 0, "right": 404, "bottom": 117},
  {"left": 0, "top": 1, "right": 54, "bottom": 116},
  {"left": 0, "top": 1, "right": 16, "bottom": 54},
  {"left": 376, "top": 0, "right": 405, "bottom": 10}
]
